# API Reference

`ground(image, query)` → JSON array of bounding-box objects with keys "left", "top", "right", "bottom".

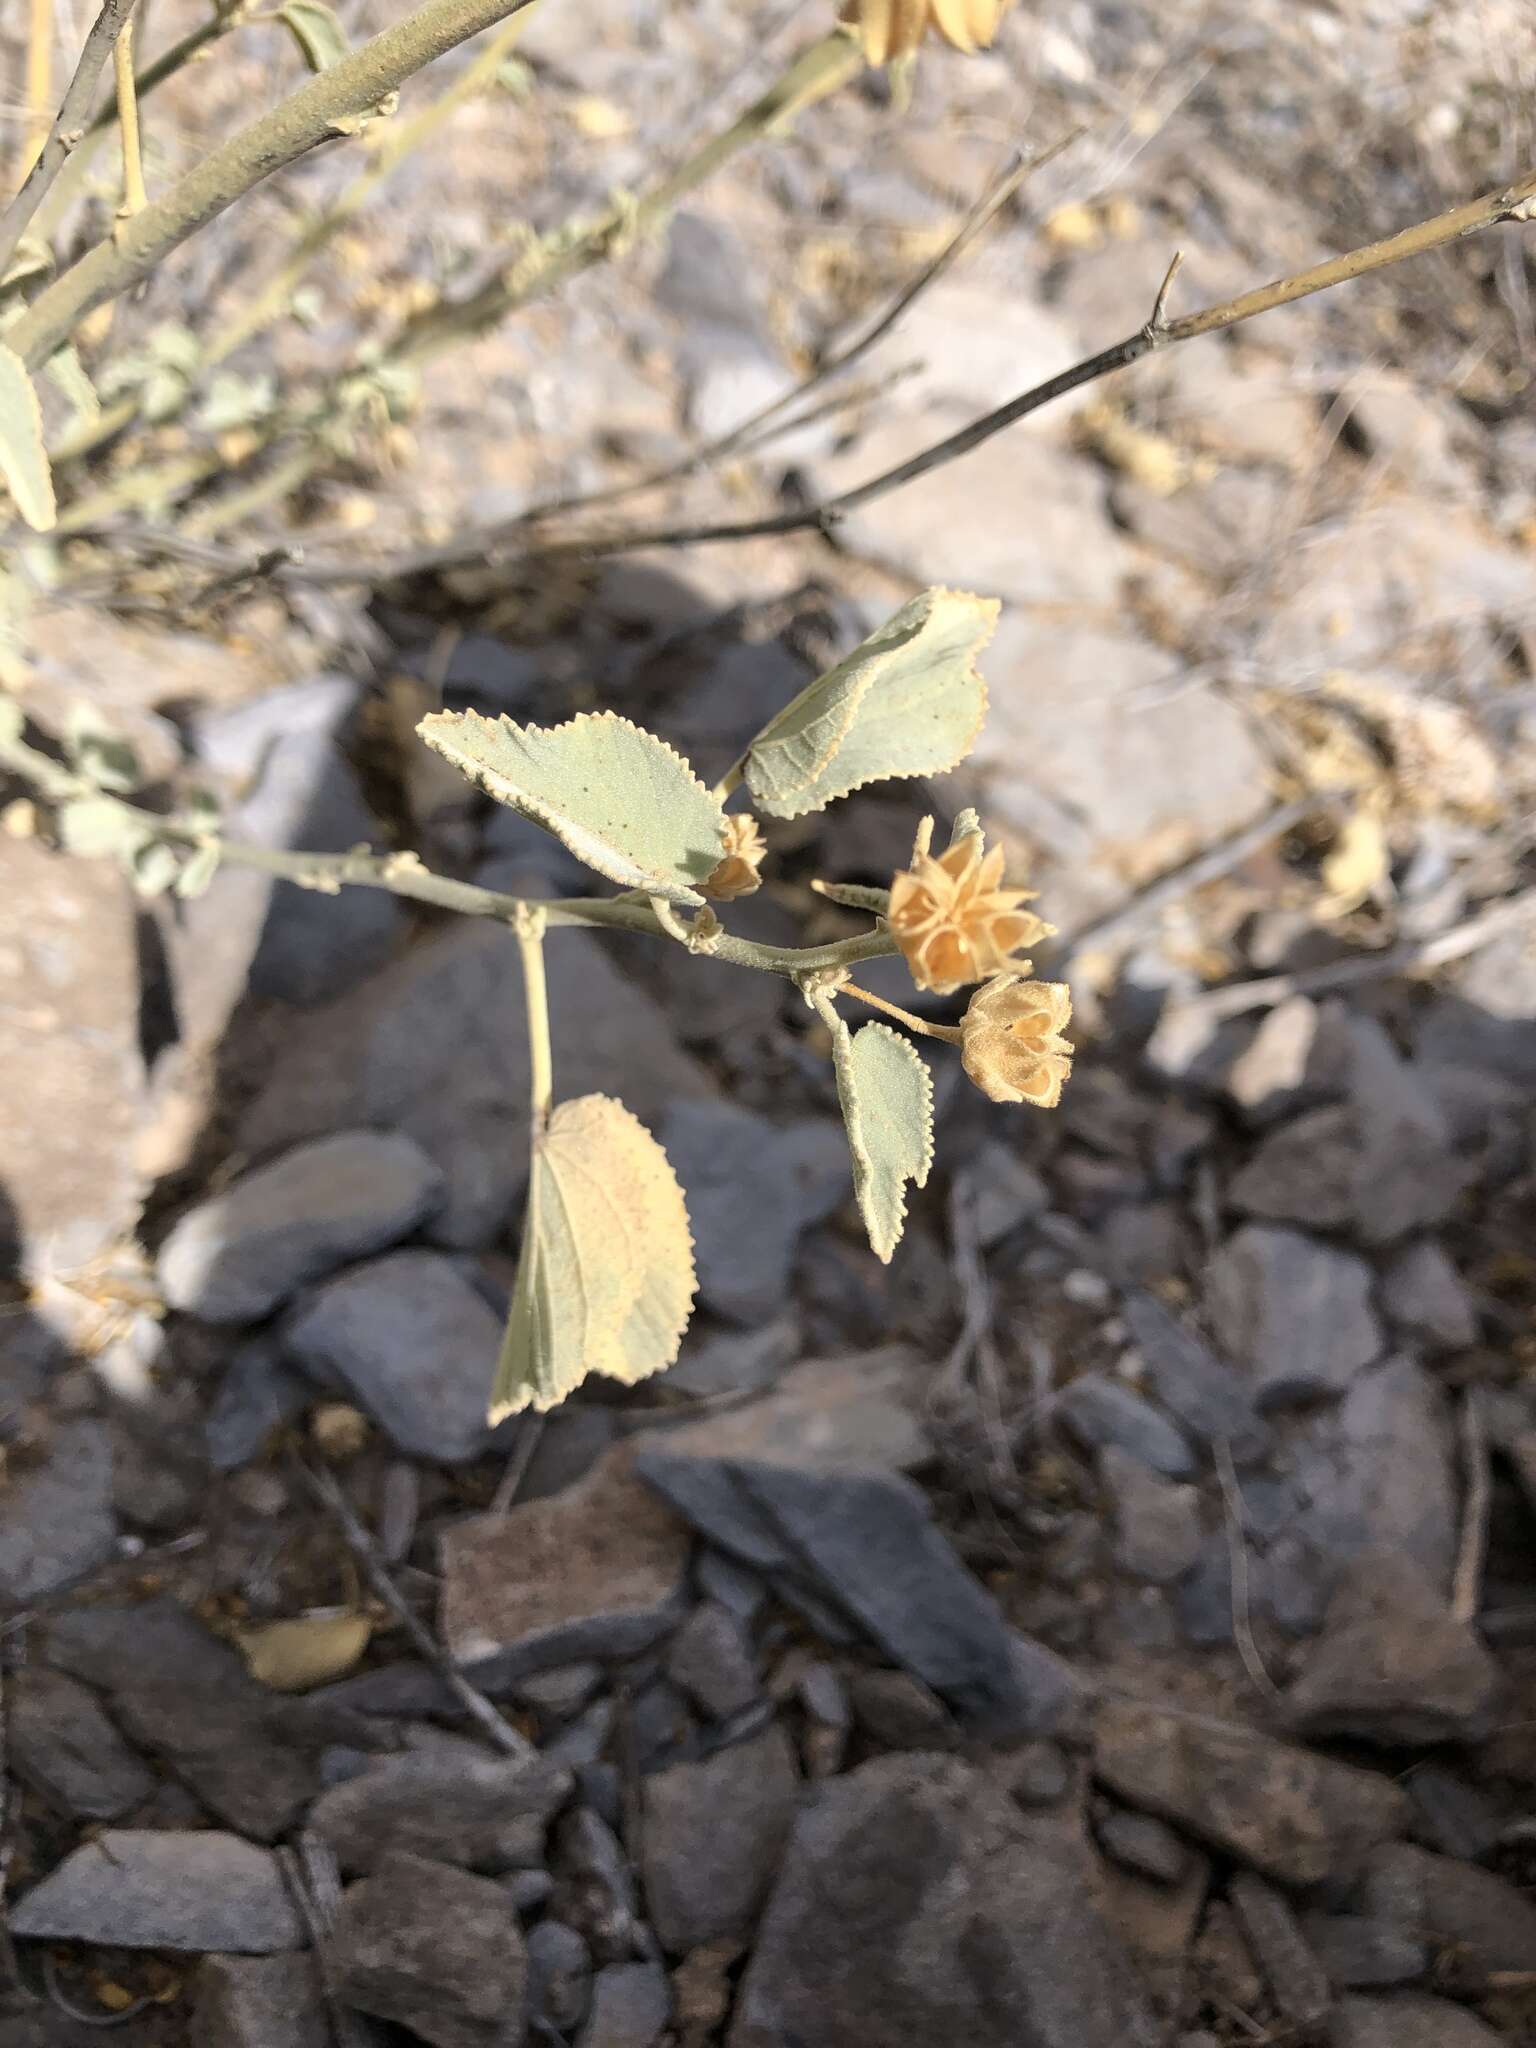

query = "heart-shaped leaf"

[
  {"left": 492, "top": 1094, "right": 696, "bottom": 1420},
  {"left": 419, "top": 709, "right": 727, "bottom": 906},
  {"left": 0, "top": 344, "right": 56, "bottom": 534},
  {"left": 744, "top": 587, "right": 995, "bottom": 819},
  {"left": 828, "top": 1017, "right": 934, "bottom": 1262}
]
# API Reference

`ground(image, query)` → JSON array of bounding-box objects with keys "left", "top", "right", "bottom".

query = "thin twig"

[
  {"left": 42, "top": 1950, "right": 157, "bottom": 2027},
  {"left": 296, "top": 160, "right": 1536, "bottom": 582},
  {"left": 1213, "top": 1437, "right": 1279, "bottom": 1702},
  {"left": 1453, "top": 1390, "right": 1491, "bottom": 1628},
  {"left": 840, "top": 980, "right": 962, "bottom": 1042},
  {"left": 1166, "top": 887, "right": 1536, "bottom": 1023},
  {"left": 490, "top": 1416, "right": 545, "bottom": 1515},
  {"left": 278, "top": 1836, "right": 375, "bottom": 2048},
  {"left": 294, "top": 1457, "right": 535, "bottom": 1759},
  {"left": 1055, "top": 795, "right": 1326, "bottom": 967},
  {"left": 0, "top": 0, "right": 140, "bottom": 284}
]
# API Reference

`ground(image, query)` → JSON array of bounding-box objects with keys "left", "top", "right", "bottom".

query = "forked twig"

[{"left": 1213, "top": 1437, "right": 1279, "bottom": 1702}]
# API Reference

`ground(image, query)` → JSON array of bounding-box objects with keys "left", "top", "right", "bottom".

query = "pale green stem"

[
  {"left": 113, "top": 18, "right": 148, "bottom": 218},
  {"left": 515, "top": 907, "right": 552, "bottom": 1131},
  {"left": 10, "top": 0, "right": 544, "bottom": 371},
  {"left": 840, "top": 980, "right": 962, "bottom": 1043}
]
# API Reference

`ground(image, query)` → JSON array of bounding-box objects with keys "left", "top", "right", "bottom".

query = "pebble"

[
  {"left": 848, "top": 1668, "right": 956, "bottom": 1751},
  {"left": 577, "top": 1961, "right": 672, "bottom": 2048},
  {"left": 1333, "top": 1993, "right": 1502, "bottom": 2048},
  {"left": 1378, "top": 1238, "right": 1478, "bottom": 1350},
  {"left": 9, "top": 1830, "right": 304, "bottom": 1952},
  {"left": 1301, "top": 1913, "right": 1427, "bottom": 1989},
  {"left": 528, "top": 1918, "right": 594, "bottom": 2031},
  {"left": 1057, "top": 1373, "right": 1197, "bottom": 1479},
  {"left": 1100, "top": 1447, "right": 1202, "bottom": 1583},
  {"left": 1095, "top": 1808, "right": 1191, "bottom": 1887},
  {"left": 0, "top": 1418, "right": 118, "bottom": 1605},
  {"left": 9, "top": 1664, "right": 155, "bottom": 1820},
  {"left": 282, "top": 1248, "right": 503, "bottom": 1464},
  {"left": 1228, "top": 1870, "right": 1332, "bottom": 2036},
  {"left": 666, "top": 1601, "right": 761, "bottom": 1721},
  {"left": 159, "top": 1131, "right": 442, "bottom": 1323},
  {"left": 1358, "top": 1842, "right": 1536, "bottom": 1992}
]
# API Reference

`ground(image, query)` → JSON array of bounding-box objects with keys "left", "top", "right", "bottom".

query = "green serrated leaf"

[
  {"left": 65, "top": 704, "right": 141, "bottom": 794},
  {"left": 174, "top": 841, "right": 221, "bottom": 899},
  {"left": 828, "top": 1017, "right": 934, "bottom": 1264},
  {"left": 418, "top": 709, "right": 727, "bottom": 907},
  {"left": 492, "top": 1094, "right": 696, "bottom": 1420},
  {"left": 744, "top": 587, "right": 996, "bottom": 820},
  {"left": 278, "top": 0, "right": 350, "bottom": 71},
  {"left": 57, "top": 795, "right": 153, "bottom": 863},
  {"left": 0, "top": 344, "right": 57, "bottom": 533}
]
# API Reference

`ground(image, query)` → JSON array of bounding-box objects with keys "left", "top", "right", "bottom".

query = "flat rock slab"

[
  {"left": 1359, "top": 1843, "right": 1536, "bottom": 1993},
  {"left": 159, "top": 1130, "right": 443, "bottom": 1323},
  {"left": 1282, "top": 1549, "right": 1502, "bottom": 1745},
  {"left": 9, "top": 1831, "right": 305, "bottom": 1952},
  {"left": 729, "top": 1753, "right": 1159, "bottom": 2048},
  {"left": 440, "top": 1447, "right": 690, "bottom": 1668},
  {"left": 283, "top": 1249, "right": 503, "bottom": 1464},
  {"left": 633, "top": 1352, "right": 930, "bottom": 1472},
  {"left": 0, "top": 839, "right": 145, "bottom": 1280},
  {"left": 237, "top": 921, "right": 716, "bottom": 1248},
  {"left": 637, "top": 1453, "right": 1079, "bottom": 1740},
  {"left": 660, "top": 1102, "right": 848, "bottom": 1324},
  {"left": 1057, "top": 1374, "right": 1196, "bottom": 1479},
  {"left": 1092, "top": 1698, "right": 1407, "bottom": 1888},
  {"left": 9, "top": 1664, "right": 155, "bottom": 1820},
  {"left": 0, "top": 1419, "right": 118, "bottom": 1607},
  {"left": 641, "top": 1725, "right": 800, "bottom": 1952},
  {"left": 310, "top": 1748, "right": 570, "bottom": 1876},
  {"left": 331, "top": 1849, "right": 527, "bottom": 2048},
  {"left": 1334, "top": 1993, "right": 1502, "bottom": 2048},
  {"left": 194, "top": 1953, "right": 332, "bottom": 2048}
]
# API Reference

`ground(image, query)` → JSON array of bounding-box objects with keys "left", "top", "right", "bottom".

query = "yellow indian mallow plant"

[{"left": 0, "top": 587, "right": 1073, "bottom": 1420}]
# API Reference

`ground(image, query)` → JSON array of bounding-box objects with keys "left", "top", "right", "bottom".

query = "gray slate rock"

[
  {"left": 666, "top": 1601, "right": 760, "bottom": 1720},
  {"left": 160, "top": 1131, "right": 442, "bottom": 1322},
  {"left": 551, "top": 1805, "right": 644, "bottom": 1966},
  {"left": 205, "top": 1336, "right": 311, "bottom": 1469},
  {"left": 1301, "top": 1914, "right": 1427, "bottom": 1989},
  {"left": 238, "top": 922, "right": 715, "bottom": 1248},
  {"left": 668, "top": 1316, "right": 799, "bottom": 1398},
  {"left": 1358, "top": 1842, "right": 1536, "bottom": 1993},
  {"left": 1205, "top": 1225, "right": 1383, "bottom": 1408},
  {"left": 331, "top": 1850, "right": 526, "bottom": 2048},
  {"left": 1092, "top": 1698, "right": 1407, "bottom": 1887},
  {"left": 310, "top": 1748, "right": 571, "bottom": 1876},
  {"left": 1379, "top": 1239, "right": 1477, "bottom": 1350},
  {"left": 0, "top": 1419, "right": 118, "bottom": 1607},
  {"left": 1282, "top": 1548, "right": 1501, "bottom": 1744},
  {"left": 1094, "top": 1808, "right": 1191, "bottom": 1886},
  {"left": 638, "top": 1454, "right": 1081, "bottom": 1739},
  {"left": 9, "top": 1830, "right": 305, "bottom": 1952},
  {"left": 641, "top": 1725, "right": 799, "bottom": 1952},
  {"left": 661, "top": 1102, "right": 849, "bottom": 1324},
  {"left": 1100, "top": 1447, "right": 1201, "bottom": 1584},
  {"left": 1120, "top": 1291, "right": 1266, "bottom": 1463},
  {"left": 1221, "top": 996, "right": 1351, "bottom": 1125},
  {"left": 1333, "top": 1993, "right": 1502, "bottom": 2048},
  {"left": 1057, "top": 1374, "right": 1197, "bottom": 1479},
  {"left": 1228, "top": 1871, "right": 1331, "bottom": 2037},
  {"left": 283, "top": 1249, "right": 502, "bottom": 1463},
  {"left": 194, "top": 1953, "right": 331, "bottom": 2047},
  {"left": 848, "top": 1668, "right": 956, "bottom": 1751},
  {"left": 527, "top": 1919, "right": 593, "bottom": 2031},
  {"left": 729, "top": 1753, "right": 1159, "bottom": 2048},
  {"left": 9, "top": 1665, "right": 155, "bottom": 1820},
  {"left": 577, "top": 1962, "right": 672, "bottom": 2048}
]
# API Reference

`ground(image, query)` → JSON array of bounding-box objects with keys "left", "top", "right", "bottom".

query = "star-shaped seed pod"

[
  {"left": 841, "top": 0, "right": 1016, "bottom": 65},
  {"left": 960, "top": 975, "right": 1075, "bottom": 1107},
  {"left": 701, "top": 813, "right": 767, "bottom": 901},
  {"left": 887, "top": 832, "right": 1051, "bottom": 996}
]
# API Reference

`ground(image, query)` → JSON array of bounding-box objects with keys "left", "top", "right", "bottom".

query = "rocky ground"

[{"left": 3, "top": 0, "right": 1536, "bottom": 2042}]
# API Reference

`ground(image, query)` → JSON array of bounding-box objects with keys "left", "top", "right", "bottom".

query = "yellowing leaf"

[
  {"left": 493, "top": 1095, "right": 695, "bottom": 1420},
  {"left": 744, "top": 588, "right": 994, "bottom": 820},
  {"left": 236, "top": 1612, "right": 372, "bottom": 1692},
  {"left": 418, "top": 709, "right": 727, "bottom": 906},
  {"left": 0, "top": 344, "right": 56, "bottom": 534},
  {"left": 829, "top": 1019, "right": 934, "bottom": 1263}
]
